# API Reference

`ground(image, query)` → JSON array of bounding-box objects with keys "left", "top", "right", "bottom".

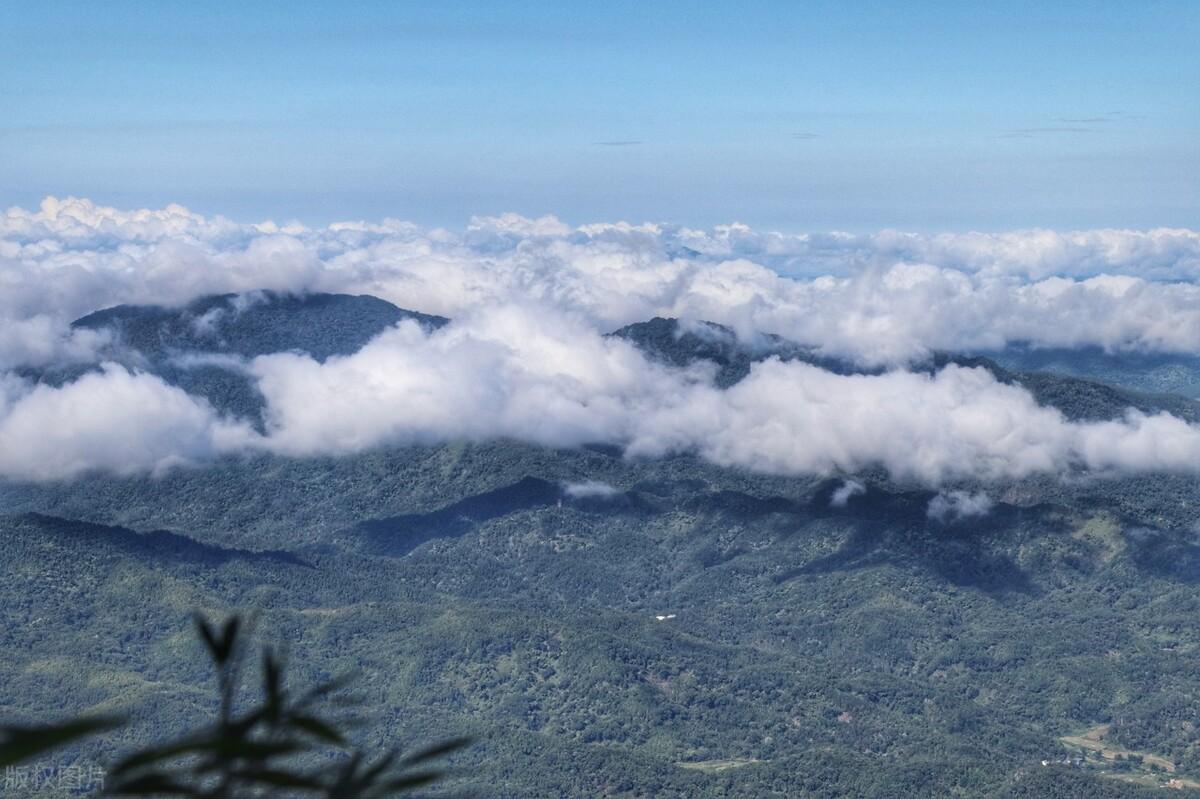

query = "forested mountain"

[
  {"left": 23, "top": 292, "right": 447, "bottom": 425},
  {"left": 4, "top": 292, "right": 1200, "bottom": 796},
  {"left": 987, "top": 345, "right": 1200, "bottom": 400},
  {"left": 72, "top": 290, "right": 448, "bottom": 361}
]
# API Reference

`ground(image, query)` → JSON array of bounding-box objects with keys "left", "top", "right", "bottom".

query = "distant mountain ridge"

[
  {"left": 984, "top": 344, "right": 1200, "bottom": 399},
  {"left": 613, "top": 316, "right": 1200, "bottom": 424},
  {"left": 6, "top": 512, "right": 308, "bottom": 568},
  {"left": 23, "top": 290, "right": 1200, "bottom": 429},
  {"left": 72, "top": 290, "right": 448, "bottom": 361},
  {"left": 56, "top": 291, "right": 447, "bottom": 424}
]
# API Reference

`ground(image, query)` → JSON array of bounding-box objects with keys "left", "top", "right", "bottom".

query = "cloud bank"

[
  {"left": 8, "top": 308, "right": 1200, "bottom": 486},
  {"left": 4, "top": 197, "right": 1200, "bottom": 484},
  {"left": 5, "top": 196, "right": 1200, "bottom": 370}
]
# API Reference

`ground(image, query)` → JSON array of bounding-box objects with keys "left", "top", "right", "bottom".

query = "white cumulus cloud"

[
  {"left": 928, "top": 491, "right": 995, "bottom": 523},
  {"left": 4, "top": 197, "right": 1200, "bottom": 370},
  {"left": 563, "top": 480, "right": 621, "bottom": 499},
  {"left": 0, "top": 365, "right": 254, "bottom": 481},
  {"left": 830, "top": 479, "right": 866, "bottom": 507}
]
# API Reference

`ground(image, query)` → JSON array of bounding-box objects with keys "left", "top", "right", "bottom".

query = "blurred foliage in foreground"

[{"left": 0, "top": 614, "right": 468, "bottom": 798}]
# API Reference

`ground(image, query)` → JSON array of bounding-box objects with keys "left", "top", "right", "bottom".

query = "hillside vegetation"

[{"left": 4, "top": 293, "right": 1200, "bottom": 796}]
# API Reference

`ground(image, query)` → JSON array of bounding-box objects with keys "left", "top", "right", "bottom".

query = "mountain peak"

[{"left": 73, "top": 290, "right": 447, "bottom": 362}]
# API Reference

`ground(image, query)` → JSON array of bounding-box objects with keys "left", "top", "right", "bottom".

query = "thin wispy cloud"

[
  {"left": 1000, "top": 111, "right": 1136, "bottom": 138},
  {"left": 999, "top": 126, "right": 1100, "bottom": 139},
  {"left": 1054, "top": 116, "right": 1116, "bottom": 124}
]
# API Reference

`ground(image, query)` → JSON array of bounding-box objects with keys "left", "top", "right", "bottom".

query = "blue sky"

[{"left": 2, "top": 0, "right": 1197, "bottom": 230}]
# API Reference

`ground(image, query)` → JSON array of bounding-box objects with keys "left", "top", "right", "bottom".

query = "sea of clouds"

[{"left": 4, "top": 195, "right": 1200, "bottom": 483}]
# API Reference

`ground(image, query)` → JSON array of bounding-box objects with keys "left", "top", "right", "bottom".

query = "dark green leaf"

[
  {"left": 228, "top": 767, "right": 324, "bottom": 790},
  {"left": 0, "top": 716, "right": 123, "bottom": 768},
  {"left": 111, "top": 736, "right": 212, "bottom": 775},
  {"left": 263, "top": 648, "right": 284, "bottom": 719},
  {"left": 219, "top": 617, "right": 241, "bottom": 663},
  {"left": 360, "top": 750, "right": 397, "bottom": 784},
  {"left": 193, "top": 615, "right": 222, "bottom": 663},
  {"left": 290, "top": 715, "right": 346, "bottom": 745},
  {"left": 106, "top": 772, "right": 200, "bottom": 796}
]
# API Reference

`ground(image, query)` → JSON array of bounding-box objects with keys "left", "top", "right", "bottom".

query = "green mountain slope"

[
  {"left": 986, "top": 345, "right": 1200, "bottom": 400},
  {"left": 5, "top": 295, "right": 1200, "bottom": 796},
  {"left": 4, "top": 445, "right": 1200, "bottom": 796}
]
